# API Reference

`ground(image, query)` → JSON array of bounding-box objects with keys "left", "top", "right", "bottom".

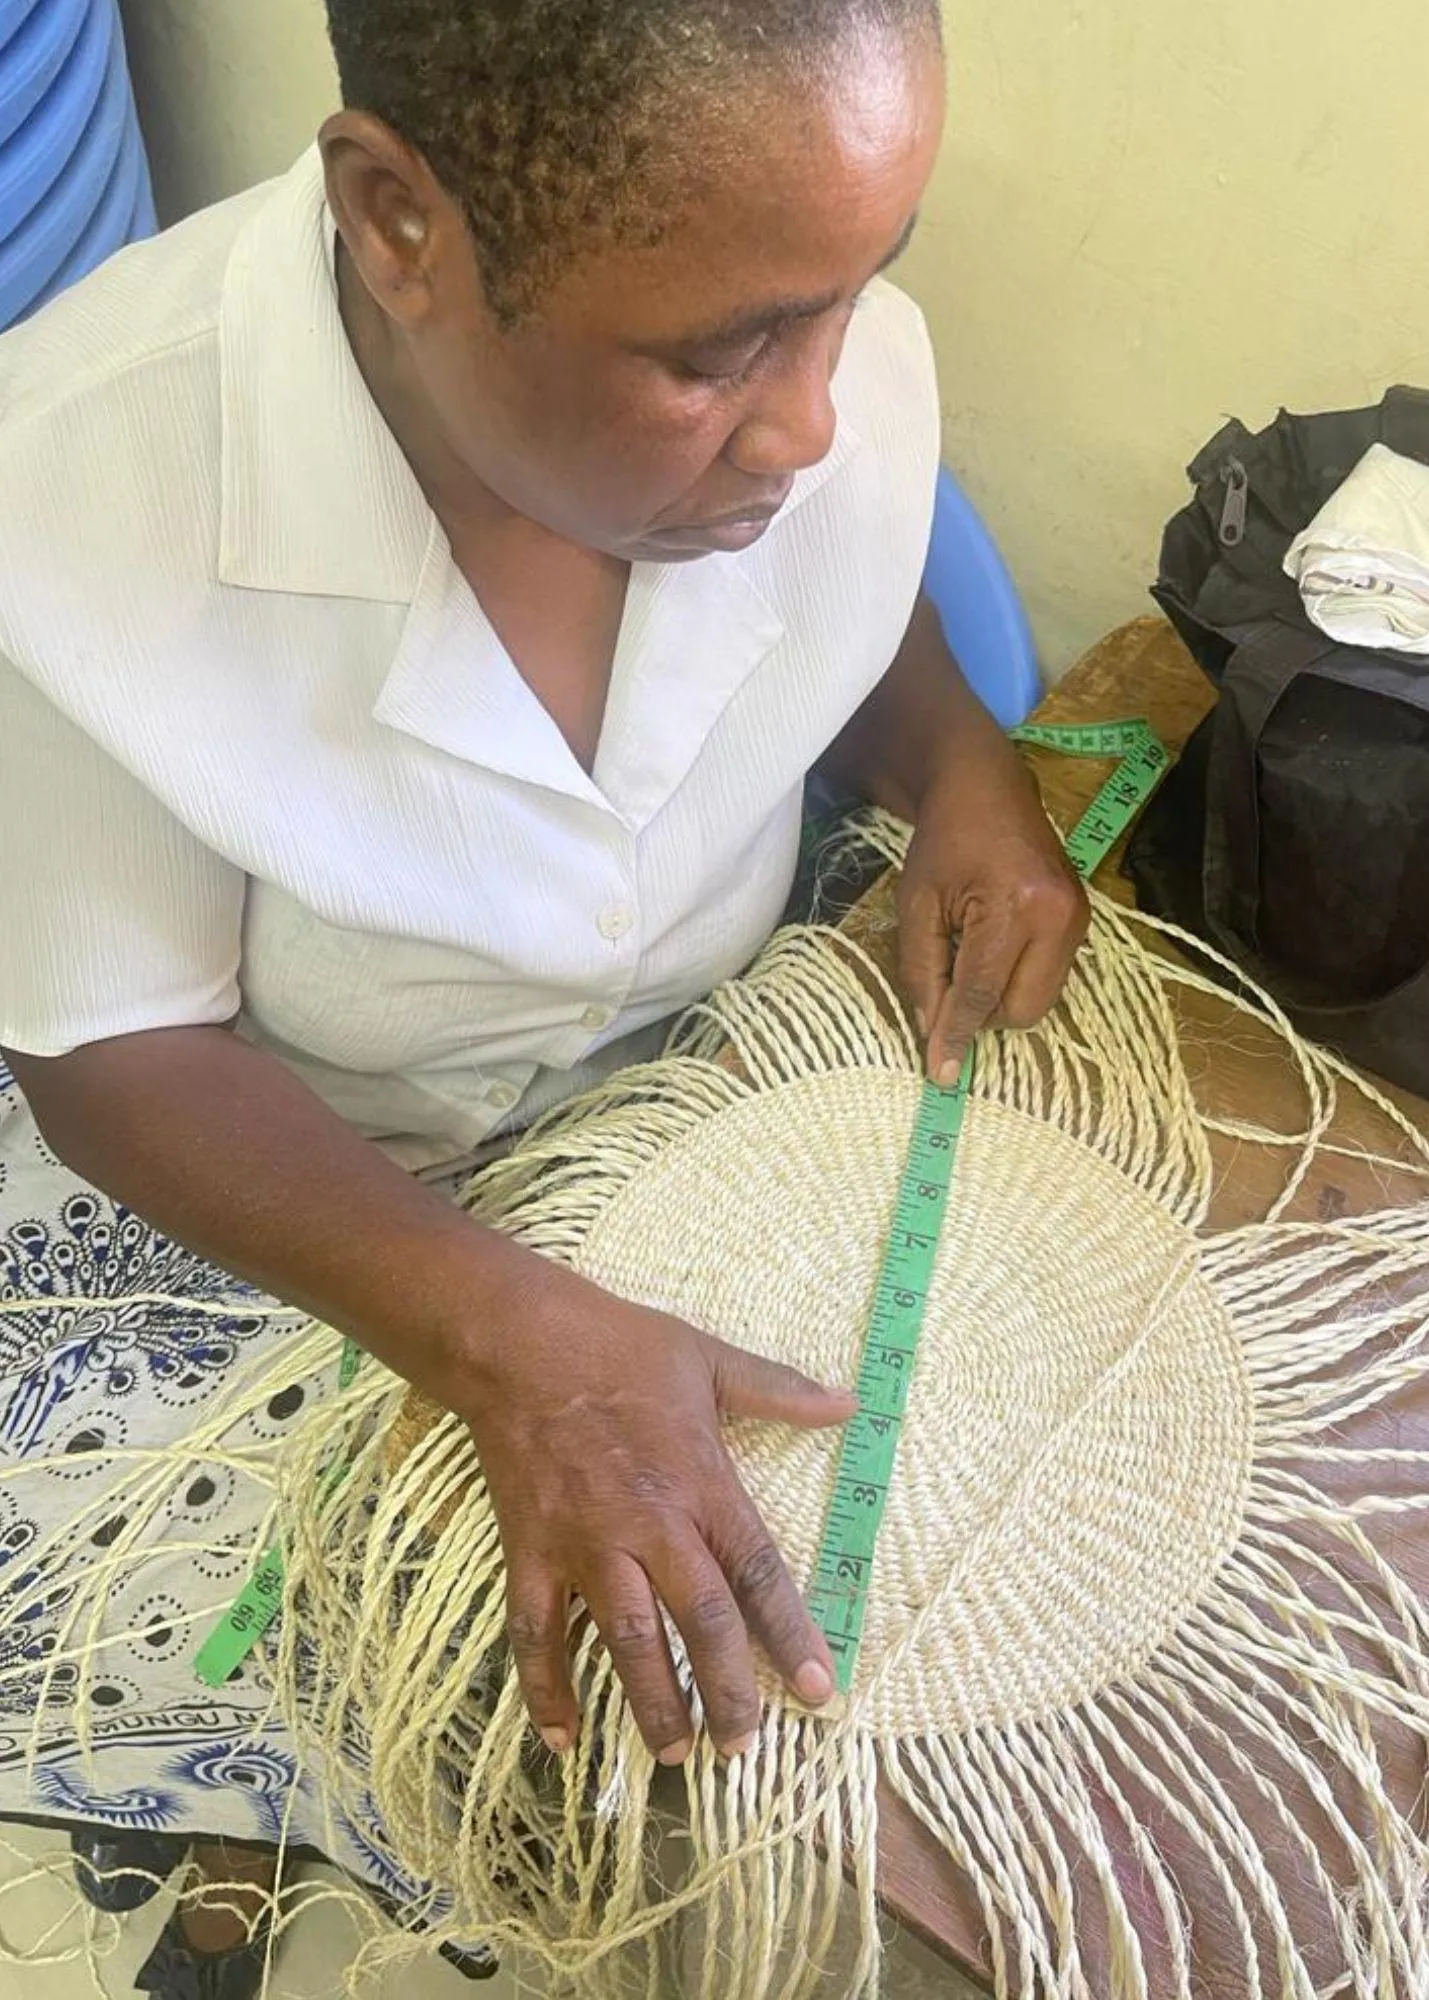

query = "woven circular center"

[{"left": 573, "top": 1069, "right": 1254, "bottom": 1734}]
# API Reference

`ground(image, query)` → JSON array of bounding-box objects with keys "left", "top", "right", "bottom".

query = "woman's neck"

[{"left": 334, "top": 240, "right": 629, "bottom": 775}]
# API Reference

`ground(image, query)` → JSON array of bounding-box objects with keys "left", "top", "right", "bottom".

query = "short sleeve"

[{"left": 0, "top": 656, "right": 244, "bottom": 1056}]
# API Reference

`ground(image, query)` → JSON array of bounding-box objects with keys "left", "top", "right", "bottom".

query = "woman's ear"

[{"left": 319, "top": 111, "right": 446, "bottom": 325}]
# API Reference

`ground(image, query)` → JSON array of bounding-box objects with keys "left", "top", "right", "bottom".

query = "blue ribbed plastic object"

[
  {"left": 922, "top": 465, "right": 1042, "bottom": 730},
  {"left": 0, "top": 0, "right": 155, "bottom": 330}
]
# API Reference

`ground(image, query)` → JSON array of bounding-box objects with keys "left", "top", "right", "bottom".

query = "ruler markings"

[{"left": 807, "top": 718, "right": 1172, "bottom": 1693}]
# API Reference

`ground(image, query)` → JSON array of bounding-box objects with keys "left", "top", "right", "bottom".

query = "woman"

[{"left": 0, "top": 0, "right": 1086, "bottom": 1990}]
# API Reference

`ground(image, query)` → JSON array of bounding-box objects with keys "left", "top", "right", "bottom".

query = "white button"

[
  {"left": 486, "top": 1082, "right": 519, "bottom": 1111},
  {"left": 582, "top": 1005, "right": 614, "bottom": 1032},
  {"left": 597, "top": 905, "right": 633, "bottom": 942}
]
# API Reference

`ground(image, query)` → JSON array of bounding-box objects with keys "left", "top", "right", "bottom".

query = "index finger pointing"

[
  {"left": 896, "top": 878, "right": 955, "bottom": 1051},
  {"left": 928, "top": 918, "right": 1016, "bottom": 1086}
]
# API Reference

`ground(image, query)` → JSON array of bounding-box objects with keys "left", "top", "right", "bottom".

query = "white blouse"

[{"left": 0, "top": 151, "right": 940, "bottom": 1172}]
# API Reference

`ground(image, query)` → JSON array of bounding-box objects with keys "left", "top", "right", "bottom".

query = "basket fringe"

[{"left": 5, "top": 875, "right": 1429, "bottom": 1996}]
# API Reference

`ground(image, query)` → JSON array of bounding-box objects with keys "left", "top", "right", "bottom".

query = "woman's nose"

[{"left": 725, "top": 323, "right": 841, "bottom": 480}]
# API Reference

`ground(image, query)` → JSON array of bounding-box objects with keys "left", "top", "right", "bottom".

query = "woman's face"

[{"left": 326, "top": 29, "right": 945, "bottom": 563}]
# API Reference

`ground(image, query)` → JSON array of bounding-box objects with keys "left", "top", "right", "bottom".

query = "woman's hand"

[
  {"left": 14, "top": 1028, "right": 854, "bottom": 1766},
  {"left": 821, "top": 593, "right": 1088, "bottom": 1080},
  {"left": 898, "top": 744, "right": 1088, "bottom": 1086},
  {"left": 457, "top": 1259, "right": 857, "bottom": 1762}
]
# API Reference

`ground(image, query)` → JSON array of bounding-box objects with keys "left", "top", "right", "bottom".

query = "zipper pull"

[{"left": 1218, "top": 457, "right": 1249, "bottom": 547}]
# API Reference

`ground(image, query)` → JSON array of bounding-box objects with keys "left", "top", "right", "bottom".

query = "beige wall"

[
  {"left": 904, "top": 1, "right": 1429, "bottom": 669},
  {"left": 120, "top": 0, "right": 336, "bottom": 222},
  {"left": 120, "top": 0, "right": 1429, "bottom": 673}
]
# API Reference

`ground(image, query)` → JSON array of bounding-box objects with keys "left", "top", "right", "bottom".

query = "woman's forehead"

[{"left": 551, "top": 38, "right": 944, "bottom": 343}]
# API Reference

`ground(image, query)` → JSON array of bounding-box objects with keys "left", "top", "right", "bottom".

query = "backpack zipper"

[{"left": 1218, "top": 457, "right": 1249, "bottom": 546}]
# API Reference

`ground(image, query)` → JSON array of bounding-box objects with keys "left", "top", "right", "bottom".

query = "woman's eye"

[{"left": 677, "top": 338, "right": 770, "bottom": 387}]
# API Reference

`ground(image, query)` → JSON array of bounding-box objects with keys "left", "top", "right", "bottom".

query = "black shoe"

[
  {"left": 71, "top": 1828, "right": 186, "bottom": 1915},
  {"left": 438, "top": 1939, "right": 501, "bottom": 1981},
  {"left": 132, "top": 1902, "right": 274, "bottom": 2000}
]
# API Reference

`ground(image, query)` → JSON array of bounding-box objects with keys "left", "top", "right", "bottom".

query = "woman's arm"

[
  {"left": 823, "top": 591, "right": 1088, "bottom": 1084},
  {"left": 7, "top": 1028, "right": 853, "bottom": 1758},
  {"left": 822, "top": 592, "right": 1011, "bottom": 823},
  {"left": 11, "top": 1025, "right": 516, "bottom": 1399}
]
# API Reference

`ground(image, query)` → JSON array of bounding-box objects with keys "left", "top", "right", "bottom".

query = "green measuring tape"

[
  {"left": 196, "top": 718, "right": 1170, "bottom": 1700},
  {"left": 194, "top": 1335, "right": 362, "bottom": 1688},
  {"left": 1014, "top": 719, "right": 1173, "bottom": 881},
  {"left": 805, "top": 716, "right": 1171, "bottom": 1695}
]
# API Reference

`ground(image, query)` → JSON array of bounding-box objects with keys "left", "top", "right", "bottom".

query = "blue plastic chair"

[
  {"left": 922, "top": 465, "right": 1041, "bottom": 729},
  {"left": 0, "top": 0, "right": 155, "bottom": 332}
]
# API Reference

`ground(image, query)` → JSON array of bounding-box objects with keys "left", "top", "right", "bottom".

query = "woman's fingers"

[
  {"left": 517, "top": 1498, "right": 836, "bottom": 1762},
  {"left": 927, "top": 907, "right": 1018, "bottom": 1085},
  {"left": 653, "top": 1542, "right": 761, "bottom": 1757},
  {"left": 484, "top": 1275, "right": 854, "bottom": 1765},
  {"left": 897, "top": 876, "right": 954, "bottom": 1049},
  {"left": 583, "top": 1555, "right": 693, "bottom": 1765},
  {"left": 998, "top": 924, "right": 1082, "bottom": 1031},
  {"left": 709, "top": 1487, "right": 836, "bottom": 1711},
  {"left": 706, "top": 1336, "right": 857, "bottom": 1428},
  {"left": 649, "top": 1491, "right": 835, "bottom": 1757},
  {"left": 505, "top": 1559, "right": 578, "bottom": 1754},
  {"left": 509, "top": 1538, "right": 756, "bottom": 1762}
]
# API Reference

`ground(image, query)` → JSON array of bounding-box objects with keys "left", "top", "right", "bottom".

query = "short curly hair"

[{"left": 325, "top": 0, "right": 941, "bottom": 323}]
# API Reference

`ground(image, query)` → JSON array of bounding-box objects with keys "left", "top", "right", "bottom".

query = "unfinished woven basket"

[{"left": 28, "top": 840, "right": 1429, "bottom": 1998}]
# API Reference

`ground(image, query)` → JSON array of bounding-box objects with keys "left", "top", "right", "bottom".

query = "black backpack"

[{"left": 1126, "top": 386, "right": 1429, "bottom": 1097}]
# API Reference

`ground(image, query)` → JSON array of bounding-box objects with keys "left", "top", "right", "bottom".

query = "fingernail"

[
  {"left": 656, "top": 1737, "right": 693, "bottom": 1767},
  {"left": 935, "top": 1056, "right": 961, "bottom": 1089},
  {"left": 794, "top": 1661, "right": 834, "bottom": 1706},
  {"left": 539, "top": 1726, "right": 572, "bottom": 1756},
  {"left": 914, "top": 1008, "right": 928, "bottom": 1040},
  {"left": 720, "top": 1731, "right": 758, "bottom": 1762}
]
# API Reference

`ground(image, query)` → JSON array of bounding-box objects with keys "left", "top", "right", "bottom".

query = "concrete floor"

[
  {"left": 0, "top": 1819, "right": 984, "bottom": 1999},
  {"left": 0, "top": 1820, "right": 520, "bottom": 1999}
]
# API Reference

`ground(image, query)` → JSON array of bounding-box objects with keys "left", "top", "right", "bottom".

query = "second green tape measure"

[
  {"left": 805, "top": 716, "right": 1171, "bottom": 1694},
  {"left": 194, "top": 1334, "right": 362, "bottom": 1688}
]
